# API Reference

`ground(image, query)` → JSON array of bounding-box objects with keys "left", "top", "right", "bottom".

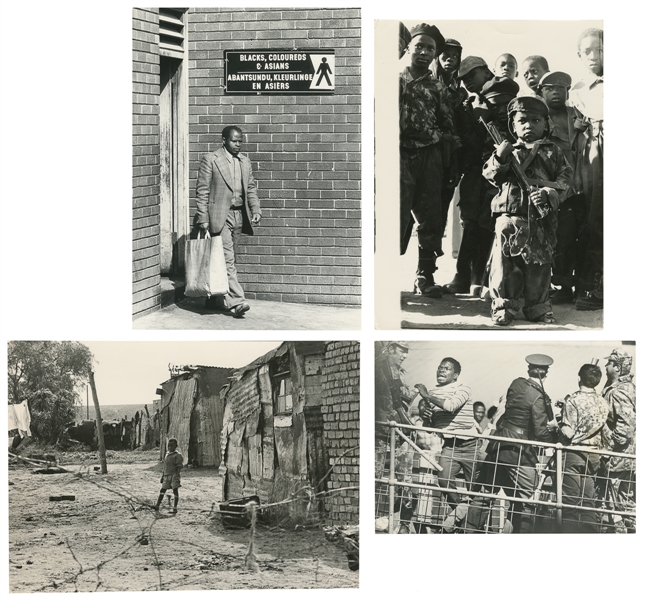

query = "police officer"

[{"left": 465, "top": 354, "right": 557, "bottom": 533}]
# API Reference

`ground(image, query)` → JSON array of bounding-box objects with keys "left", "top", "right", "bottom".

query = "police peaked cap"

[
  {"left": 539, "top": 71, "right": 572, "bottom": 89},
  {"left": 482, "top": 76, "right": 520, "bottom": 99},
  {"left": 410, "top": 23, "right": 445, "bottom": 54},
  {"left": 525, "top": 354, "right": 554, "bottom": 367},
  {"left": 457, "top": 56, "right": 489, "bottom": 79}
]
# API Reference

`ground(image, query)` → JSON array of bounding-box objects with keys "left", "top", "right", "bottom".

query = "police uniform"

[
  {"left": 466, "top": 354, "right": 555, "bottom": 533},
  {"left": 400, "top": 23, "right": 460, "bottom": 296},
  {"left": 484, "top": 96, "right": 573, "bottom": 325}
]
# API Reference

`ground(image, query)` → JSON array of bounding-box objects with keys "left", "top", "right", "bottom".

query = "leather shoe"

[{"left": 232, "top": 302, "right": 250, "bottom": 317}]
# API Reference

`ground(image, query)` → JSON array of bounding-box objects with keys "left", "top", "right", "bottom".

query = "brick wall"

[
  {"left": 187, "top": 8, "right": 361, "bottom": 306},
  {"left": 322, "top": 341, "right": 360, "bottom": 525},
  {"left": 132, "top": 8, "right": 161, "bottom": 317}
]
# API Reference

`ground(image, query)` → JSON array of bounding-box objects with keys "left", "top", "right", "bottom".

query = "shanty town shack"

[
  {"left": 221, "top": 341, "right": 359, "bottom": 525},
  {"left": 157, "top": 341, "right": 359, "bottom": 525},
  {"left": 157, "top": 365, "right": 233, "bottom": 467}
]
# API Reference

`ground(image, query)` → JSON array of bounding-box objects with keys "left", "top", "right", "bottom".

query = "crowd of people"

[
  {"left": 399, "top": 23, "right": 604, "bottom": 324},
  {"left": 375, "top": 342, "right": 636, "bottom": 533}
]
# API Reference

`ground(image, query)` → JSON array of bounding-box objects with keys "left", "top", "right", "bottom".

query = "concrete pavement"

[{"left": 133, "top": 295, "right": 361, "bottom": 330}]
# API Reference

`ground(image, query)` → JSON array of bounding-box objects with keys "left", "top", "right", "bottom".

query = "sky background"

[
  {"left": 398, "top": 20, "right": 603, "bottom": 94},
  {"left": 81, "top": 341, "right": 282, "bottom": 406},
  {"left": 389, "top": 340, "right": 634, "bottom": 410}
]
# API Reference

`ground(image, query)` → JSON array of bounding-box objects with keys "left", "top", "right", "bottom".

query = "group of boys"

[{"left": 399, "top": 23, "right": 604, "bottom": 324}]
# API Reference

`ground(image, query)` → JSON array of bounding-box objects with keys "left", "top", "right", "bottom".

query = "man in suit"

[{"left": 195, "top": 125, "right": 262, "bottom": 316}]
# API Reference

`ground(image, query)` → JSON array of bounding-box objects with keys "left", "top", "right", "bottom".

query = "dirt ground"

[{"left": 8, "top": 449, "right": 358, "bottom": 592}]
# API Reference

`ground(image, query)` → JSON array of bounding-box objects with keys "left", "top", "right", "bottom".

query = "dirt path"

[{"left": 8, "top": 452, "right": 358, "bottom": 591}]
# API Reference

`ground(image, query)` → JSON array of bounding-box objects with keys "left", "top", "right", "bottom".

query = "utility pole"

[{"left": 88, "top": 371, "right": 108, "bottom": 475}]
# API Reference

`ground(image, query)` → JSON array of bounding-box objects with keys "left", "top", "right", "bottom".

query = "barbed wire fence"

[{"left": 9, "top": 448, "right": 359, "bottom": 592}]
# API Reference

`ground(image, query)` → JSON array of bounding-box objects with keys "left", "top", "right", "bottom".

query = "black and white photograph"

[
  {"left": 132, "top": 8, "right": 362, "bottom": 330},
  {"left": 2, "top": 1, "right": 646, "bottom": 598},
  {"left": 375, "top": 20, "right": 604, "bottom": 330},
  {"left": 8, "top": 340, "right": 359, "bottom": 591},
  {"left": 375, "top": 340, "right": 635, "bottom": 534}
]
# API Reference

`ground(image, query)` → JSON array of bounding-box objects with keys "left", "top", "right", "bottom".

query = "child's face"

[
  {"left": 439, "top": 47, "right": 461, "bottom": 73},
  {"left": 579, "top": 34, "right": 603, "bottom": 76},
  {"left": 487, "top": 95, "right": 515, "bottom": 126},
  {"left": 462, "top": 67, "right": 491, "bottom": 93},
  {"left": 168, "top": 441, "right": 177, "bottom": 452},
  {"left": 522, "top": 60, "right": 548, "bottom": 93},
  {"left": 512, "top": 111, "right": 547, "bottom": 143},
  {"left": 410, "top": 34, "right": 437, "bottom": 70},
  {"left": 541, "top": 85, "right": 569, "bottom": 109},
  {"left": 494, "top": 55, "right": 518, "bottom": 79}
]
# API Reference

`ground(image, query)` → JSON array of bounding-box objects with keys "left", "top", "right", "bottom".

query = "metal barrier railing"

[{"left": 375, "top": 421, "right": 636, "bottom": 534}]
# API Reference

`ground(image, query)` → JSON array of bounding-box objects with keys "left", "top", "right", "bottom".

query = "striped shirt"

[{"left": 430, "top": 381, "right": 474, "bottom": 433}]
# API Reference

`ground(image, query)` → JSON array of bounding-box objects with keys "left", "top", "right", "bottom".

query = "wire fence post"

[
  {"left": 388, "top": 421, "right": 396, "bottom": 535},
  {"left": 555, "top": 444, "right": 563, "bottom": 529}
]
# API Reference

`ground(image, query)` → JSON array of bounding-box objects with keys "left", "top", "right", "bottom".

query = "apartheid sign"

[{"left": 224, "top": 50, "right": 335, "bottom": 94}]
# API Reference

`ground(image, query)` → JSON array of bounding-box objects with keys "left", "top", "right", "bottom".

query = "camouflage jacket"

[
  {"left": 559, "top": 387, "right": 609, "bottom": 447},
  {"left": 375, "top": 354, "right": 416, "bottom": 439},
  {"left": 602, "top": 375, "right": 636, "bottom": 472},
  {"left": 484, "top": 139, "right": 573, "bottom": 264},
  {"left": 399, "top": 67, "right": 460, "bottom": 152}
]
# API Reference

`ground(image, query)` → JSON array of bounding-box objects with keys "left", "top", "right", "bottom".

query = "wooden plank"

[{"left": 159, "top": 59, "right": 173, "bottom": 273}]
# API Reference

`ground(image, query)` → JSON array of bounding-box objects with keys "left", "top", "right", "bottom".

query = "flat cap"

[
  {"left": 539, "top": 71, "right": 572, "bottom": 89},
  {"left": 482, "top": 76, "right": 520, "bottom": 99},
  {"left": 444, "top": 38, "right": 462, "bottom": 50},
  {"left": 525, "top": 354, "right": 554, "bottom": 367},
  {"left": 457, "top": 56, "right": 489, "bottom": 79},
  {"left": 507, "top": 96, "right": 549, "bottom": 118},
  {"left": 410, "top": 23, "right": 445, "bottom": 54}
]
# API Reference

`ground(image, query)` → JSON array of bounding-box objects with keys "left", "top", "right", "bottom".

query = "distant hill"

[{"left": 75, "top": 404, "right": 156, "bottom": 423}]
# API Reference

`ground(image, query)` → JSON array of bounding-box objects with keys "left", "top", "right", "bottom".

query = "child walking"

[
  {"left": 484, "top": 96, "right": 572, "bottom": 326},
  {"left": 154, "top": 438, "right": 183, "bottom": 514}
]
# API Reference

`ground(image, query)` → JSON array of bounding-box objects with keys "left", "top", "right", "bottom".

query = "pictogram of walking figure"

[{"left": 316, "top": 57, "right": 332, "bottom": 86}]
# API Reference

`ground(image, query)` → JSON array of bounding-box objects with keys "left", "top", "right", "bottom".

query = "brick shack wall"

[
  {"left": 132, "top": 8, "right": 161, "bottom": 317},
  {"left": 186, "top": 8, "right": 361, "bottom": 306},
  {"left": 321, "top": 341, "right": 360, "bottom": 525}
]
